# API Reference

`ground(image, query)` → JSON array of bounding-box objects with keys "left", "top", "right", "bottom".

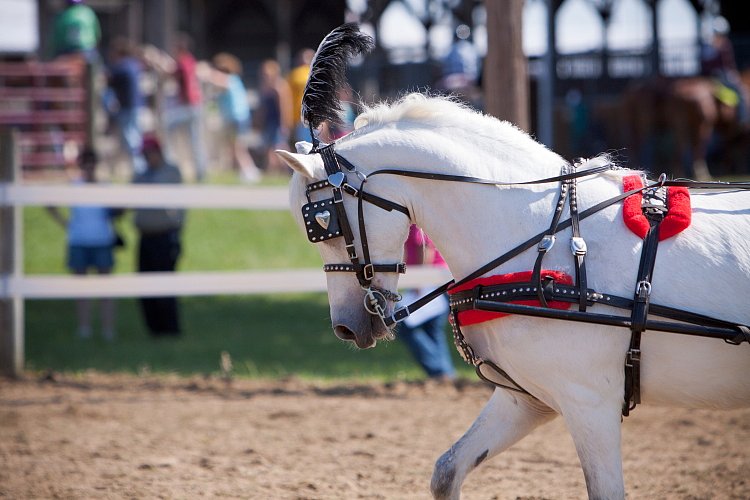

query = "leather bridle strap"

[
  {"left": 357, "top": 175, "right": 377, "bottom": 283},
  {"left": 306, "top": 178, "right": 410, "bottom": 216},
  {"left": 319, "top": 145, "right": 383, "bottom": 288},
  {"left": 324, "top": 263, "right": 405, "bottom": 273}
]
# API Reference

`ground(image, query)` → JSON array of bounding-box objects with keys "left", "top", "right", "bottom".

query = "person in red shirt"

[{"left": 147, "top": 33, "right": 208, "bottom": 181}]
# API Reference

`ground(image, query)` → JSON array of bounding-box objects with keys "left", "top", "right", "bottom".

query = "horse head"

[
  {"left": 280, "top": 145, "right": 411, "bottom": 348},
  {"left": 278, "top": 24, "right": 411, "bottom": 348}
]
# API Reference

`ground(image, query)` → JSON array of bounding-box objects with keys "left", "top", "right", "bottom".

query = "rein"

[{"left": 303, "top": 141, "right": 750, "bottom": 415}]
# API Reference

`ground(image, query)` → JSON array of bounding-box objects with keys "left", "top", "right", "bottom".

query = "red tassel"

[{"left": 622, "top": 175, "right": 691, "bottom": 241}]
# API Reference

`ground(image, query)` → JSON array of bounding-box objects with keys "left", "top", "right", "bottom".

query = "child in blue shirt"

[{"left": 48, "top": 148, "right": 119, "bottom": 340}]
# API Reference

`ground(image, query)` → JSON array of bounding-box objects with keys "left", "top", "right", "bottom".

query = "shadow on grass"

[{"left": 25, "top": 293, "right": 467, "bottom": 380}]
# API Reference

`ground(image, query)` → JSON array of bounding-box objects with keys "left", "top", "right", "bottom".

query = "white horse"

[{"left": 278, "top": 93, "right": 750, "bottom": 499}]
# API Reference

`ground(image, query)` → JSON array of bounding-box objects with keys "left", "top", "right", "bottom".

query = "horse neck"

[{"left": 339, "top": 124, "right": 569, "bottom": 279}]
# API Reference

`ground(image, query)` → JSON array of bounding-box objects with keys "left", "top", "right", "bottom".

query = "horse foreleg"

[
  {"left": 559, "top": 399, "right": 625, "bottom": 500},
  {"left": 430, "top": 387, "right": 555, "bottom": 500}
]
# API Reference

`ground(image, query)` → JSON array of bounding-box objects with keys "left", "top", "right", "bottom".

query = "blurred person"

[
  {"left": 143, "top": 34, "right": 208, "bottom": 182},
  {"left": 701, "top": 15, "right": 748, "bottom": 125},
  {"left": 288, "top": 48, "right": 315, "bottom": 143},
  {"left": 397, "top": 225, "right": 456, "bottom": 381},
  {"left": 257, "top": 59, "right": 293, "bottom": 174},
  {"left": 52, "top": 0, "right": 101, "bottom": 62},
  {"left": 438, "top": 24, "right": 482, "bottom": 108},
  {"left": 107, "top": 37, "right": 146, "bottom": 175},
  {"left": 206, "top": 52, "right": 261, "bottom": 182},
  {"left": 133, "top": 135, "right": 184, "bottom": 337},
  {"left": 51, "top": 0, "right": 102, "bottom": 137},
  {"left": 47, "top": 148, "right": 120, "bottom": 341}
]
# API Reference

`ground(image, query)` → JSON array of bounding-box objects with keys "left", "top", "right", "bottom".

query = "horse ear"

[{"left": 275, "top": 150, "right": 321, "bottom": 179}]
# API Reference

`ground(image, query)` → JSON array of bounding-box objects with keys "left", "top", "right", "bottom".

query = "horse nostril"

[{"left": 334, "top": 325, "right": 356, "bottom": 342}]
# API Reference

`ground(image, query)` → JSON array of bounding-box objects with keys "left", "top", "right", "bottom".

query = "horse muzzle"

[{"left": 332, "top": 300, "right": 394, "bottom": 349}]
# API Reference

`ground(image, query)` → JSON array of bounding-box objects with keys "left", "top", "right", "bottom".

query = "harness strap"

[
  {"left": 569, "top": 165, "right": 588, "bottom": 312},
  {"left": 363, "top": 163, "right": 616, "bottom": 187},
  {"left": 450, "top": 280, "right": 750, "bottom": 343},
  {"left": 623, "top": 178, "right": 667, "bottom": 416},
  {"left": 623, "top": 227, "right": 655, "bottom": 415},
  {"left": 449, "top": 308, "right": 533, "bottom": 395},
  {"left": 532, "top": 165, "right": 570, "bottom": 307}
]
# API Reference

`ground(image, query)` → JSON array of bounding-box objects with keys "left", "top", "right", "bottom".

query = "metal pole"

[{"left": 0, "top": 128, "right": 24, "bottom": 378}]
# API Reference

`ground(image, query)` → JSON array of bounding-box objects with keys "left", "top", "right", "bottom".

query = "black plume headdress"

[{"left": 302, "top": 23, "right": 374, "bottom": 141}]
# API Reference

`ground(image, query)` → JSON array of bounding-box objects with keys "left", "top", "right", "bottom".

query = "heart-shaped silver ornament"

[
  {"left": 315, "top": 210, "right": 331, "bottom": 229},
  {"left": 328, "top": 172, "right": 345, "bottom": 188}
]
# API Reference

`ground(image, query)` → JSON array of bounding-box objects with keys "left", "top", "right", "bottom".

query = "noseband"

[{"left": 303, "top": 143, "right": 410, "bottom": 323}]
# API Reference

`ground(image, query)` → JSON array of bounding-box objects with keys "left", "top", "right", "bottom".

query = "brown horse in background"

[{"left": 622, "top": 73, "right": 749, "bottom": 180}]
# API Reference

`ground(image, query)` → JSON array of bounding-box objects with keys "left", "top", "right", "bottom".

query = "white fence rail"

[
  {"left": 0, "top": 130, "right": 451, "bottom": 377},
  {"left": 1, "top": 183, "right": 290, "bottom": 209},
  {"left": 4, "top": 267, "right": 450, "bottom": 299}
]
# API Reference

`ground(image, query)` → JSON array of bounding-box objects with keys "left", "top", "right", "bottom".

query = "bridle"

[{"left": 303, "top": 143, "right": 410, "bottom": 321}]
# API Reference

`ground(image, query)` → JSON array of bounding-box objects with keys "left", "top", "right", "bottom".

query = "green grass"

[
  {"left": 23, "top": 199, "right": 467, "bottom": 380},
  {"left": 25, "top": 295, "right": 438, "bottom": 380}
]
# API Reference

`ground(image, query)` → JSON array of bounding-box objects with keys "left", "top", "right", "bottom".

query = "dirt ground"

[{"left": 1, "top": 373, "right": 748, "bottom": 500}]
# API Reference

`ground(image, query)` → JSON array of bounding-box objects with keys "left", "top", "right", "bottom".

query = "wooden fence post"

[{"left": 0, "top": 128, "right": 24, "bottom": 378}]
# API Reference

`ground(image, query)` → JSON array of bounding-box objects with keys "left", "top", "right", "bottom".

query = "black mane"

[{"left": 302, "top": 23, "right": 374, "bottom": 131}]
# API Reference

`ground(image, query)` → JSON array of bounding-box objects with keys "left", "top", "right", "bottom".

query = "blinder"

[{"left": 303, "top": 192, "right": 341, "bottom": 243}]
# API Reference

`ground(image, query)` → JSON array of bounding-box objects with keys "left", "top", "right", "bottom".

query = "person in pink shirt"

[{"left": 398, "top": 225, "right": 456, "bottom": 380}]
